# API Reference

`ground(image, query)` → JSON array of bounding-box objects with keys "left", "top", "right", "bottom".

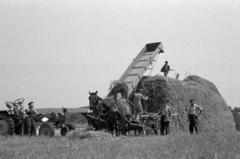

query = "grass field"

[
  {"left": 36, "top": 107, "right": 89, "bottom": 114},
  {"left": 1, "top": 130, "right": 240, "bottom": 159}
]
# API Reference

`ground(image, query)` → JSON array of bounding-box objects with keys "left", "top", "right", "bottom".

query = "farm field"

[
  {"left": 36, "top": 107, "right": 89, "bottom": 114},
  {"left": 1, "top": 130, "right": 240, "bottom": 159}
]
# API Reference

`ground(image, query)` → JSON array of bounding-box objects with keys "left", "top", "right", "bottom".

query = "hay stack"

[{"left": 141, "top": 75, "right": 235, "bottom": 132}]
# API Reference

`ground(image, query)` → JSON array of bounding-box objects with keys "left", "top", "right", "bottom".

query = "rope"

[{"left": 94, "top": 101, "right": 112, "bottom": 125}]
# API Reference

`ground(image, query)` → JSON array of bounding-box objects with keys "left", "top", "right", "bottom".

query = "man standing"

[
  {"left": 161, "top": 61, "right": 170, "bottom": 77},
  {"left": 188, "top": 99, "right": 203, "bottom": 134},
  {"left": 26, "top": 102, "right": 39, "bottom": 136},
  {"left": 133, "top": 89, "right": 148, "bottom": 122},
  {"left": 156, "top": 99, "right": 172, "bottom": 135}
]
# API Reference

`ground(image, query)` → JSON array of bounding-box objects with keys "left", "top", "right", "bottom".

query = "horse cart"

[{"left": 81, "top": 109, "right": 161, "bottom": 136}]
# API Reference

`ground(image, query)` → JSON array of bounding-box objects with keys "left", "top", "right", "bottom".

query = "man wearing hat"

[
  {"left": 161, "top": 61, "right": 170, "bottom": 77},
  {"left": 133, "top": 89, "right": 148, "bottom": 122},
  {"left": 155, "top": 99, "right": 172, "bottom": 135},
  {"left": 26, "top": 101, "right": 39, "bottom": 136}
]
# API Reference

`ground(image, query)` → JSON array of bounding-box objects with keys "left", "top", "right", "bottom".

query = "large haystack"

[{"left": 141, "top": 75, "right": 235, "bottom": 132}]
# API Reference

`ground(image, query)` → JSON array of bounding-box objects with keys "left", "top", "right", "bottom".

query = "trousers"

[
  {"left": 26, "top": 117, "right": 36, "bottom": 136},
  {"left": 160, "top": 115, "right": 170, "bottom": 135},
  {"left": 189, "top": 114, "right": 199, "bottom": 134}
]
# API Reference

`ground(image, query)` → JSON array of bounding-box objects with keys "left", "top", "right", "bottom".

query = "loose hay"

[
  {"left": 68, "top": 129, "right": 113, "bottom": 140},
  {"left": 141, "top": 75, "right": 235, "bottom": 132},
  {"left": 108, "top": 80, "right": 129, "bottom": 99}
]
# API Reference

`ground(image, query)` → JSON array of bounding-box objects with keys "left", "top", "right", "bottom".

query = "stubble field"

[{"left": 1, "top": 129, "right": 240, "bottom": 159}]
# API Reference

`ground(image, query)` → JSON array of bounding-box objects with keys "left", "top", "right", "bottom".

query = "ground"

[{"left": 0, "top": 128, "right": 240, "bottom": 159}]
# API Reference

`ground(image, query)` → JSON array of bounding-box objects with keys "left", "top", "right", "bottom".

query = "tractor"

[
  {"left": 0, "top": 98, "right": 75, "bottom": 137},
  {"left": 36, "top": 107, "right": 76, "bottom": 137}
]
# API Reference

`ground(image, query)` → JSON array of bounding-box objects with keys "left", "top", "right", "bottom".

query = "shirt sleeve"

[
  {"left": 196, "top": 105, "right": 203, "bottom": 111},
  {"left": 33, "top": 109, "right": 39, "bottom": 114},
  {"left": 140, "top": 94, "right": 148, "bottom": 100}
]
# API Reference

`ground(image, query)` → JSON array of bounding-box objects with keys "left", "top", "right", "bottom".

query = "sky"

[{"left": 0, "top": 0, "right": 239, "bottom": 109}]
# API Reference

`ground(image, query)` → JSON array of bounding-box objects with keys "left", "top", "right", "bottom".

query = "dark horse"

[
  {"left": 89, "top": 91, "right": 102, "bottom": 115},
  {"left": 89, "top": 88, "right": 133, "bottom": 136},
  {"left": 89, "top": 91, "right": 122, "bottom": 136}
]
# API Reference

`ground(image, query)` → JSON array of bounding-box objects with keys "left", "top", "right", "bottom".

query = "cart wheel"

[
  {"left": 61, "top": 127, "right": 68, "bottom": 136},
  {"left": 39, "top": 122, "right": 55, "bottom": 137},
  {"left": 0, "top": 120, "right": 10, "bottom": 136}
]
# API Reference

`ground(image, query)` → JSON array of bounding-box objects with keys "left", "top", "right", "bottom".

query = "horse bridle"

[{"left": 89, "top": 95, "right": 99, "bottom": 110}]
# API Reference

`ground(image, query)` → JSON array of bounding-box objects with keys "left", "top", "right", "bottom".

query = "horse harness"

[{"left": 95, "top": 99, "right": 122, "bottom": 123}]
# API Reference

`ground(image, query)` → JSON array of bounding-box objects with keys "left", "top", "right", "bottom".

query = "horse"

[
  {"left": 89, "top": 91, "right": 122, "bottom": 135},
  {"left": 107, "top": 81, "right": 134, "bottom": 135},
  {"left": 89, "top": 91, "right": 102, "bottom": 116},
  {"left": 97, "top": 98, "right": 133, "bottom": 136},
  {"left": 89, "top": 90, "right": 133, "bottom": 136}
]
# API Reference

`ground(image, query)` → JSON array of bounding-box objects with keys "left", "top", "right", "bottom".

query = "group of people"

[
  {"left": 132, "top": 88, "right": 203, "bottom": 135},
  {"left": 5, "top": 100, "right": 39, "bottom": 136}
]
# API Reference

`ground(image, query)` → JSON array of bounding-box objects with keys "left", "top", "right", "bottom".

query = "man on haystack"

[
  {"left": 161, "top": 61, "right": 170, "bottom": 77},
  {"left": 155, "top": 99, "right": 172, "bottom": 135},
  {"left": 188, "top": 99, "right": 203, "bottom": 134},
  {"left": 133, "top": 89, "right": 148, "bottom": 122}
]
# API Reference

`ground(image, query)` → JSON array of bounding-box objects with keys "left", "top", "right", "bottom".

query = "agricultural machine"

[
  {"left": 83, "top": 42, "right": 165, "bottom": 135},
  {"left": 0, "top": 98, "right": 75, "bottom": 137}
]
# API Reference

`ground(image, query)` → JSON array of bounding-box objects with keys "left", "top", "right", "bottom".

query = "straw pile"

[
  {"left": 141, "top": 75, "right": 235, "bottom": 132},
  {"left": 68, "top": 129, "right": 113, "bottom": 140}
]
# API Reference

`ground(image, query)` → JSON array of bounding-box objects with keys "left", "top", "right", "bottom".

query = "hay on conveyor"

[
  {"left": 108, "top": 80, "right": 129, "bottom": 99},
  {"left": 141, "top": 75, "right": 235, "bottom": 132}
]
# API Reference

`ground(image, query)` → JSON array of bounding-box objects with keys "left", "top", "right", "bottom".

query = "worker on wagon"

[
  {"left": 26, "top": 101, "right": 39, "bottom": 136},
  {"left": 188, "top": 99, "right": 203, "bottom": 134},
  {"left": 156, "top": 99, "right": 172, "bottom": 135},
  {"left": 161, "top": 61, "right": 170, "bottom": 77},
  {"left": 133, "top": 89, "right": 148, "bottom": 122}
]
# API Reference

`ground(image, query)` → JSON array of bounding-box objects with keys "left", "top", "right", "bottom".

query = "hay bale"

[
  {"left": 141, "top": 75, "right": 235, "bottom": 132},
  {"left": 68, "top": 129, "right": 113, "bottom": 140}
]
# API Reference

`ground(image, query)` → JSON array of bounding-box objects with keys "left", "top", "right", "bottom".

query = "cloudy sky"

[{"left": 0, "top": 0, "right": 239, "bottom": 109}]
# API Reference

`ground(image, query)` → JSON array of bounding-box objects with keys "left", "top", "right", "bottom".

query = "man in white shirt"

[{"left": 188, "top": 99, "right": 203, "bottom": 134}]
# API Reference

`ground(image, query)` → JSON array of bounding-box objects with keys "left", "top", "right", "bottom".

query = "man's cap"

[
  {"left": 137, "top": 89, "right": 143, "bottom": 93},
  {"left": 28, "top": 101, "right": 34, "bottom": 106},
  {"left": 165, "top": 61, "right": 168, "bottom": 63},
  {"left": 190, "top": 99, "right": 195, "bottom": 102}
]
